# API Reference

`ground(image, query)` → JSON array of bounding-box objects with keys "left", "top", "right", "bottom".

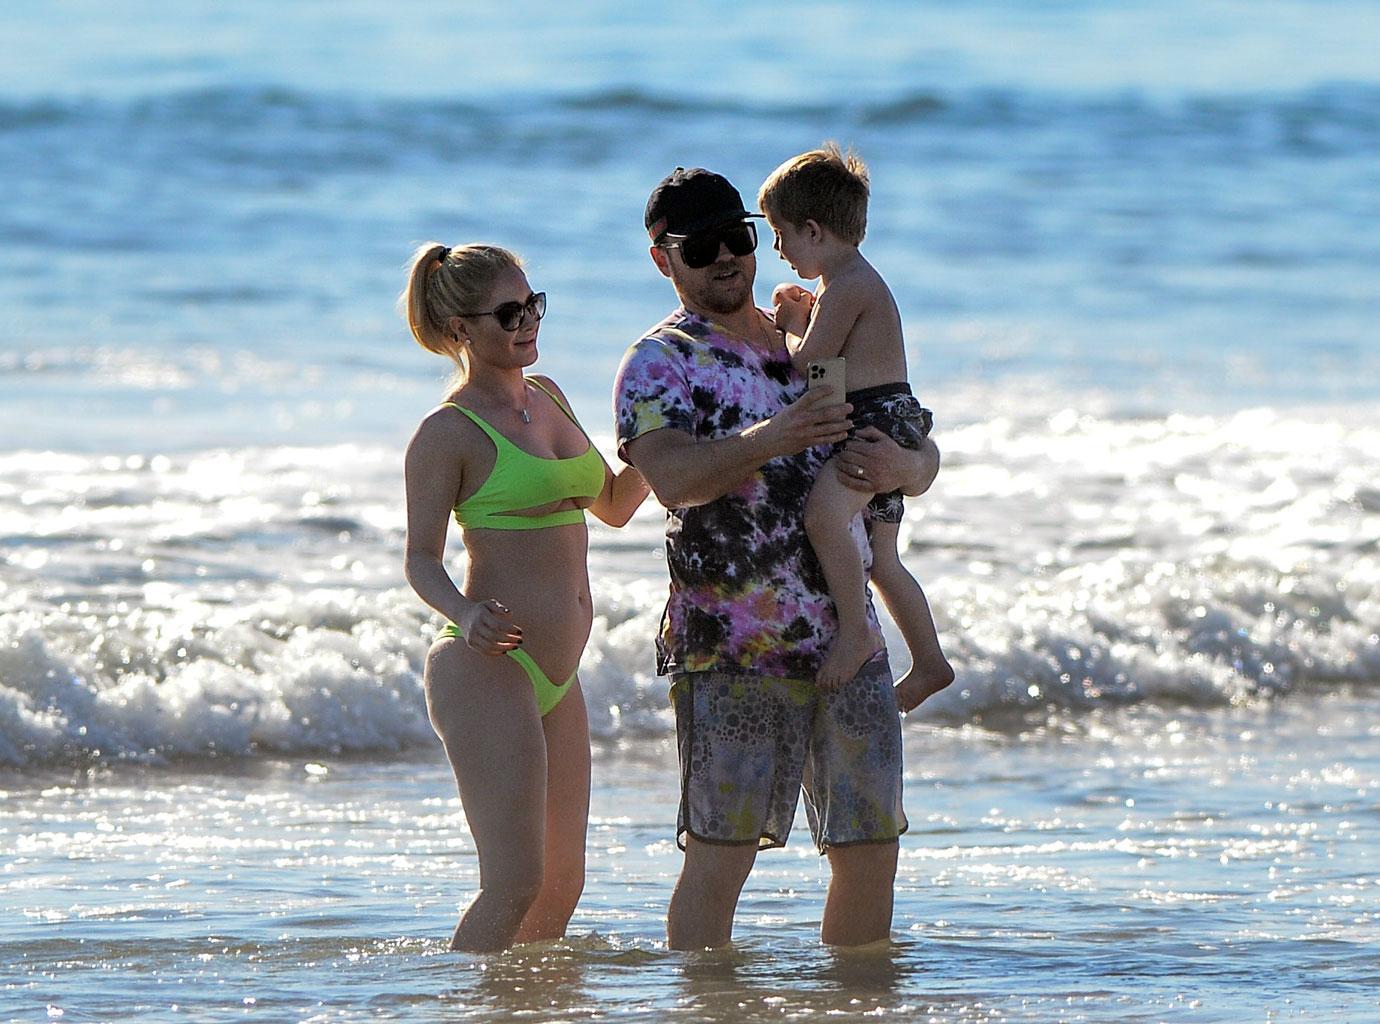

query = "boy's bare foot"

[
  {"left": 817, "top": 626, "right": 884, "bottom": 691},
  {"left": 894, "top": 654, "right": 955, "bottom": 713}
]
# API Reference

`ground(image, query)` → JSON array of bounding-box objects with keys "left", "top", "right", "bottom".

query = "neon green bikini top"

[{"left": 443, "top": 379, "right": 605, "bottom": 531}]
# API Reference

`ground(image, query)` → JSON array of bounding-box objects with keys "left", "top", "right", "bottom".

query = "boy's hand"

[{"left": 771, "top": 283, "right": 814, "bottom": 338}]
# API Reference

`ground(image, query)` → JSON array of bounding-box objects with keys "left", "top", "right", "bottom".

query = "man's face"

[{"left": 660, "top": 224, "right": 757, "bottom": 316}]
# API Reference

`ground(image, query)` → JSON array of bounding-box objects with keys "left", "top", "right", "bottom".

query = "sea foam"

[{"left": 2, "top": 399, "right": 1378, "bottom": 767}]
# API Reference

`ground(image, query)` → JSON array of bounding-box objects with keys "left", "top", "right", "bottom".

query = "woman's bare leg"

[
  {"left": 514, "top": 678, "right": 591, "bottom": 943},
  {"left": 425, "top": 638, "right": 548, "bottom": 951}
]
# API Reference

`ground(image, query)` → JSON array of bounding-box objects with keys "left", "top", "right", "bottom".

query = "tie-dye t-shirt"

[{"left": 614, "top": 307, "right": 877, "bottom": 679}]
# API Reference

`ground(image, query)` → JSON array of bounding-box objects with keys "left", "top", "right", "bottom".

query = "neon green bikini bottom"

[{"left": 437, "top": 622, "right": 575, "bottom": 717}]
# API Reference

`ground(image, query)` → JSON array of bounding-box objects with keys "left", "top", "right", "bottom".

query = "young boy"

[{"left": 758, "top": 143, "right": 954, "bottom": 708}]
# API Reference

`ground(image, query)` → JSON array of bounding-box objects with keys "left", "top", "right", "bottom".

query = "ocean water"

[{"left": 3, "top": 2, "right": 1379, "bottom": 1021}]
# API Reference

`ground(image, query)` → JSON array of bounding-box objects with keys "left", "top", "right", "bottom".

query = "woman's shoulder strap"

[
  {"left": 527, "top": 376, "right": 582, "bottom": 429},
  {"left": 436, "top": 401, "right": 507, "bottom": 446}
]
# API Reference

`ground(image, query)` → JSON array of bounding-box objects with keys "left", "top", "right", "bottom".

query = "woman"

[{"left": 400, "top": 242, "right": 648, "bottom": 951}]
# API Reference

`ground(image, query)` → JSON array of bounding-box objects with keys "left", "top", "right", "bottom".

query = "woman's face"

[{"left": 455, "top": 264, "right": 541, "bottom": 369}]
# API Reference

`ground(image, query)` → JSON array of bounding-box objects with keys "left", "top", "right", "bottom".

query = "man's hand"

[
  {"left": 835, "top": 428, "right": 939, "bottom": 496},
  {"left": 750, "top": 386, "right": 852, "bottom": 459}
]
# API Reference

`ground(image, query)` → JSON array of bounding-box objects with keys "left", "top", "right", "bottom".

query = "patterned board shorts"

[
  {"left": 838, "top": 382, "right": 934, "bottom": 524},
  {"left": 670, "top": 654, "right": 907, "bottom": 853}
]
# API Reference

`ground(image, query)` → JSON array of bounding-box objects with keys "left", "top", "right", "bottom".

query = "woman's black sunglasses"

[
  {"left": 463, "top": 291, "right": 547, "bottom": 332},
  {"left": 660, "top": 221, "right": 758, "bottom": 270}
]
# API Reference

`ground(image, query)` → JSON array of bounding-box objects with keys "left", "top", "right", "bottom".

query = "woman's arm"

[
  {"left": 590, "top": 461, "right": 651, "bottom": 527},
  {"left": 403, "top": 411, "right": 523, "bottom": 653},
  {"left": 530, "top": 374, "right": 651, "bottom": 527}
]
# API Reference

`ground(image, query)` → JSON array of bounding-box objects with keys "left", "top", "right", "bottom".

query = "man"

[{"left": 614, "top": 167, "right": 941, "bottom": 949}]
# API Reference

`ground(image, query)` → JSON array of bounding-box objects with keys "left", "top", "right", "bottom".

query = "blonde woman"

[{"left": 400, "top": 242, "right": 648, "bottom": 951}]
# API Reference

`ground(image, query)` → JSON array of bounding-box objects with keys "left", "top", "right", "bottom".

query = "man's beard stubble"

[{"left": 681, "top": 258, "right": 755, "bottom": 317}]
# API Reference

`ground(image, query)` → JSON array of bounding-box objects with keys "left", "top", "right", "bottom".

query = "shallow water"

[{"left": 6, "top": 690, "right": 1378, "bottom": 1022}]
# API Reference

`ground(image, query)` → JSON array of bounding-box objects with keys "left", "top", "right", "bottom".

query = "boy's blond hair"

[{"left": 757, "top": 142, "right": 869, "bottom": 246}]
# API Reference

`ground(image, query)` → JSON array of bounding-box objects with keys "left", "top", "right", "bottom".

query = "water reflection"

[
  {"left": 815, "top": 938, "right": 909, "bottom": 994},
  {"left": 442, "top": 942, "right": 594, "bottom": 1020},
  {"left": 671, "top": 938, "right": 912, "bottom": 1020}
]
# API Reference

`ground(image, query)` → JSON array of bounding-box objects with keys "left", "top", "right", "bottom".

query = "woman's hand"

[{"left": 457, "top": 598, "right": 524, "bottom": 655}]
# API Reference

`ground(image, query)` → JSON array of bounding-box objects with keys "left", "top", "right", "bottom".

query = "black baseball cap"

[{"left": 645, "top": 167, "right": 763, "bottom": 243}]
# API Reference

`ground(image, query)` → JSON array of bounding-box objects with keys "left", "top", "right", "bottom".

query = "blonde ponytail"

[{"left": 399, "top": 242, "right": 523, "bottom": 384}]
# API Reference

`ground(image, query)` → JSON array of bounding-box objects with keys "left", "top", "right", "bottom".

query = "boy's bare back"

[
  {"left": 776, "top": 253, "right": 909, "bottom": 393},
  {"left": 813, "top": 255, "right": 908, "bottom": 392}
]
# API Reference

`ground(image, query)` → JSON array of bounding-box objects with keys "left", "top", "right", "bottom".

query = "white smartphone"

[{"left": 806, "top": 357, "right": 846, "bottom": 397}]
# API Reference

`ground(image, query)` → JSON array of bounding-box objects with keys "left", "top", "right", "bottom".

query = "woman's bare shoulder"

[{"left": 407, "top": 401, "right": 480, "bottom": 462}]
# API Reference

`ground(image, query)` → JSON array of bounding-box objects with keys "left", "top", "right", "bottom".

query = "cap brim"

[{"left": 661, "top": 210, "right": 764, "bottom": 240}]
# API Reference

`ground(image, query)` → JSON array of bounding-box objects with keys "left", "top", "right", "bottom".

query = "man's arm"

[
  {"left": 834, "top": 428, "right": 940, "bottom": 498},
  {"left": 625, "top": 387, "right": 853, "bottom": 508}
]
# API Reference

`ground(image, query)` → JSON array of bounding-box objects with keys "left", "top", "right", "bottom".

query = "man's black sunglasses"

[
  {"left": 659, "top": 221, "right": 758, "bottom": 269},
  {"left": 462, "top": 291, "right": 547, "bottom": 332}
]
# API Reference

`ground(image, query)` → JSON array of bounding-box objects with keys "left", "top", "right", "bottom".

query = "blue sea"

[{"left": 3, "top": 2, "right": 1379, "bottom": 1021}]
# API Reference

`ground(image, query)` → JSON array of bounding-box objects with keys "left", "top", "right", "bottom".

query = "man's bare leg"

[
  {"left": 667, "top": 835, "right": 758, "bottom": 950},
  {"left": 821, "top": 840, "right": 898, "bottom": 946}
]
